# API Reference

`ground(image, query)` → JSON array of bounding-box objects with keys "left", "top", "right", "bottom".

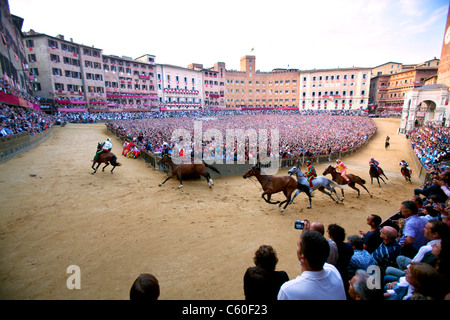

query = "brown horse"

[
  {"left": 369, "top": 164, "right": 388, "bottom": 187},
  {"left": 401, "top": 165, "right": 412, "bottom": 184},
  {"left": 157, "top": 154, "right": 221, "bottom": 188},
  {"left": 323, "top": 165, "right": 372, "bottom": 198},
  {"left": 243, "top": 164, "right": 311, "bottom": 212},
  {"left": 92, "top": 142, "right": 121, "bottom": 174}
]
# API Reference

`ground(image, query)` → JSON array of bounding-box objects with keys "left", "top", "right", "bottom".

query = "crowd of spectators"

[
  {"left": 106, "top": 110, "right": 376, "bottom": 161},
  {"left": 0, "top": 103, "right": 57, "bottom": 137},
  {"left": 408, "top": 121, "right": 450, "bottom": 169}
]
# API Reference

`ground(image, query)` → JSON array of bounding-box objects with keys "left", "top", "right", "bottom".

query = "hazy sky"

[{"left": 8, "top": 0, "right": 450, "bottom": 71}]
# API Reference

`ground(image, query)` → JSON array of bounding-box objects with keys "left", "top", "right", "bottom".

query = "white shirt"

[
  {"left": 103, "top": 141, "right": 112, "bottom": 150},
  {"left": 277, "top": 263, "right": 346, "bottom": 300}
]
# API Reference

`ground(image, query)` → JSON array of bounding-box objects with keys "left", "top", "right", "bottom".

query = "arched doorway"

[
  {"left": 399, "top": 84, "right": 449, "bottom": 133},
  {"left": 415, "top": 100, "right": 437, "bottom": 126}
]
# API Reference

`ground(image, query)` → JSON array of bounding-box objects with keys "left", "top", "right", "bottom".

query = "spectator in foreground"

[
  {"left": 243, "top": 245, "right": 289, "bottom": 300},
  {"left": 277, "top": 230, "right": 346, "bottom": 300},
  {"left": 130, "top": 273, "right": 160, "bottom": 301}
]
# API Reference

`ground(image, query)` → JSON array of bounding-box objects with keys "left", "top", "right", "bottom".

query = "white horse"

[{"left": 288, "top": 165, "right": 344, "bottom": 204}]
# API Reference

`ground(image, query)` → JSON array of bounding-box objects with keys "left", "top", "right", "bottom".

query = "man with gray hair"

[{"left": 348, "top": 270, "right": 383, "bottom": 300}]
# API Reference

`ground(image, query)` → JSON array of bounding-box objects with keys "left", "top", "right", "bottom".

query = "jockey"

[
  {"left": 335, "top": 158, "right": 350, "bottom": 183},
  {"left": 369, "top": 157, "right": 381, "bottom": 174},
  {"left": 399, "top": 159, "right": 411, "bottom": 173},
  {"left": 94, "top": 138, "right": 112, "bottom": 161},
  {"left": 305, "top": 160, "right": 317, "bottom": 192}
]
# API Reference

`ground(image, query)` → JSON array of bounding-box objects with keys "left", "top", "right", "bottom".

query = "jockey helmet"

[
  {"left": 107, "top": 138, "right": 111, "bottom": 141},
  {"left": 336, "top": 159, "right": 340, "bottom": 162},
  {"left": 306, "top": 160, "right": 311, "bottom": 164}
]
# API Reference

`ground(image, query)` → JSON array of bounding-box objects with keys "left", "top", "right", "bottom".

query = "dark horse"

[
  {"left": 92, "top": 142, "right": 121, "bottom": 174},
  {"left": 369, "top": 164, "right": 388, "bottom": 187},
  {"left": 243, "top": 164, "right": 312, "bottom": 212},
  {"left": 401, "top": 165, "right": 412, "bottom": 184},
  {"left": 157, "top": 154, "right": 221, "bottom": 188},
  {"left": 323, "top": 165, "right": 372, "bottom": 198}
]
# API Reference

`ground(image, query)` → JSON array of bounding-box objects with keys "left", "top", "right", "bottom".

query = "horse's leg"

[
  {"left": 262, "top": 193, "right": 280, "bottom": 204},
  {"left": 289, "top": 189, "right": 300, "bottom": 204},
  {"left": 331, "top": 187, "right": 344, "bottom": 202},
  {"left": 92, "top": 162, "right": 101, "bottom": 174},
  {"left": 319, "top": 186, "right": 339, "bottom": 203},
  {"left": 279, "top": 190, "right": 288, "bottom": 208},
  {"left": 102, "top": 162, "right": 109, "bottom": 172},
  {"left": 280, "top": 189, "right": 295, "bottom": 213},
  {"left": 159, "top": 173, "right": 175, "bottom": 186},
  {"left": 177, "top": 171, "right": 183, "bottom": 189},
  {"left": 203, "top": 172, "right": 213, "bottom": 188},
  {"left": 358, "top": 180, "right": 372, "bottom": 197},
  {"left": 348, "top": 182, "right": 361, "bottom": 198},
  {"left": 110, "top": 165, "right": 116, "bottom": 174}
]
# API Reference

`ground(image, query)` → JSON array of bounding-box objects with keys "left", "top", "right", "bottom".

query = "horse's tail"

[
  {"left": 329, "top": 180, "right": 341, "bottom": 188},
  {"left": 356, "top": 176, "right": 366, "bottom": 184},
  {"left": 111, "top": 155, "right": 122, "bottom": 167},
  {"left": 203, "top": 161, "right": 221, "bottom": 175}
]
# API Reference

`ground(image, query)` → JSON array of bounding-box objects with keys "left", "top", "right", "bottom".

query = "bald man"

[
  {"left": 303, "top": 220, "right": 338, "bottom": 266},
  {"left": 371, "top": 226, "right": 401, "bottom": 272}
]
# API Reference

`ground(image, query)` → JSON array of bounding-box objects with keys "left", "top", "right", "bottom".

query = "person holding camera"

[
  {"left": 277, "top": 230, "right": 346, "bottom": 300},
  {"left": 296, "top": 219, "right": 338, "bottom": 266}
]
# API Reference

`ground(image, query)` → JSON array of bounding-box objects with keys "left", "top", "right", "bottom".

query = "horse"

[
  {"left": 287, "top": 165, "right": 343, "bottom": 206},
  {"left": 369, "top": 164, "right": 388, "bottom": 187},
  {"left": 323, "top": 165, "right": 372, "bottom": 198},
  {"left": 243, "top": 164, "right": 311, "bottom": 212},
  {"left": 401, "top": 165, "right": 412, "bottom": 184},
  {"left": 157, "top": 154, "right": 221, "bottom": 189},
  {"left": 385, "top": 140, "right": 390, "bottom": 150},
  {"left": 92, "top": 142, "right": 121, "bottom": 174}
]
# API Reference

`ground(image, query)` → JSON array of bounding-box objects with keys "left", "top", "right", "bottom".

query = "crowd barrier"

[{"left": 0, "top": 127, "right": 54, "bottom": 163}]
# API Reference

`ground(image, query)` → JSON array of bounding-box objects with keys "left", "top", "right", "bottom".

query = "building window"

[{"left": 48, "top": 39, "right": 58, "bottom": 49}]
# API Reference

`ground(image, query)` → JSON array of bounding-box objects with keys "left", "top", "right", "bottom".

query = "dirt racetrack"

[{"left": 0, "top": 117, "right": 420, "bottom": 300}]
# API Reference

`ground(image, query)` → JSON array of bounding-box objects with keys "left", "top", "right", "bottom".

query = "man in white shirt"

[{"left": 277, "top": 230, "right": 347, "bottom": 300}]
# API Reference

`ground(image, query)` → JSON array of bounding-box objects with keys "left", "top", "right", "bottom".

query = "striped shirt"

[{"left": 371, "top": 241, "right": 401, "bottom": 271}]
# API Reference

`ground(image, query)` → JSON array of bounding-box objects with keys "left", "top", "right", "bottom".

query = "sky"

[{"left": 8, "top": 0, "right": 450, "bottom": 72}]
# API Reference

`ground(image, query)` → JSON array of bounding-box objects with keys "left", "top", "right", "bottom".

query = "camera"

[{"left": 294, "top": 220, "right": 305, "bottom": 230}]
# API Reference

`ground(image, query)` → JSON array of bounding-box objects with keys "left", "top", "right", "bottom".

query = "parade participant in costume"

[
  {"left": 122, "top": 140, "right": 130, "bottom": 156},
  {"left": 336, "top": 159, "right": 350, "bottom": 183}
]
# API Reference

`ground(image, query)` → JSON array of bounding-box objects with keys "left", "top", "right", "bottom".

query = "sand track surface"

[{"left": 0, "top": 117, "right": 418, "bottom": 299}]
